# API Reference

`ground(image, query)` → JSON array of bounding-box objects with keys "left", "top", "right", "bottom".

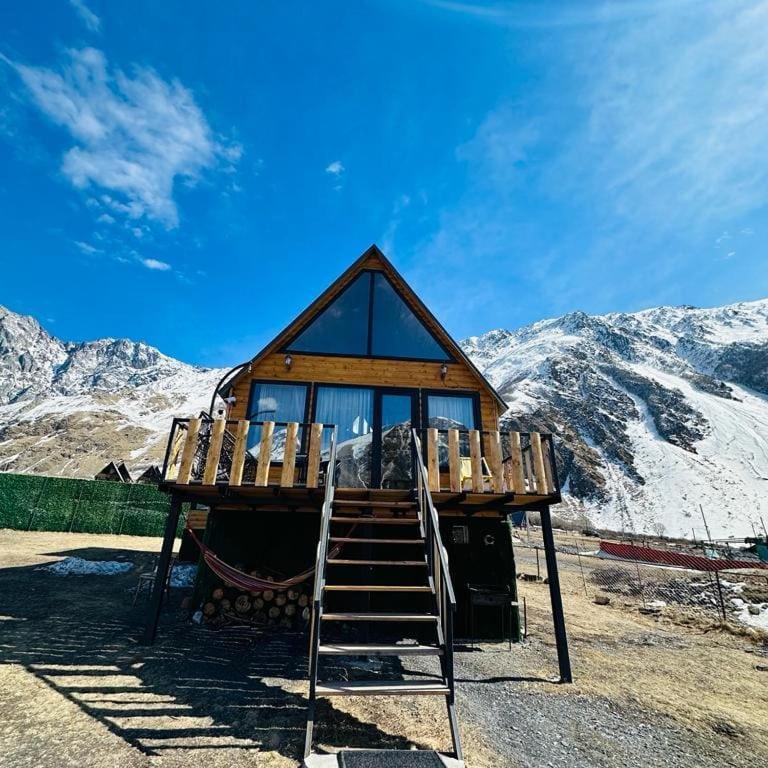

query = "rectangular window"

[
  {"left": 246, "top": 382, "right": 308, "bottom": 456},
  {"left": 426, "top": 394, "right": 477, "bottom": 430},
  {"left": 425, "top": 393, "right": 478, "bottom": 470},
  {"left": 314, "top": 385, "right": 373, "bottom": 488}
]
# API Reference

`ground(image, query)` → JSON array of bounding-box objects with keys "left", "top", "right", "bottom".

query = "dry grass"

[
  {"left": 515, "top": 547, "right": 768, "bottom": 752},
  {"left": 1, "top": 530, "right": 766, "bottom": 767}
]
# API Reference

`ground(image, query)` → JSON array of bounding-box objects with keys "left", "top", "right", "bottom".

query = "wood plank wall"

[{"left": 227, "top": 353, "right": 500, "bottom": 432}]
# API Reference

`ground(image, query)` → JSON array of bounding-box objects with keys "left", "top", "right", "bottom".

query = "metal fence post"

[{"left": 713, "top": 570, "right": 726, "bottom": 621}]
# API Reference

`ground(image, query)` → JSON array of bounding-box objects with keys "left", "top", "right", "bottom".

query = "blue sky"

[{"left": 1, "top": 1, "right": 765, "bottom": 367}]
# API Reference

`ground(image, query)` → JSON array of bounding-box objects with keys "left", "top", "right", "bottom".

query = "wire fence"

[
  {"left": 512, "top": 527, "right": 768, "bottom": 631},
  {"left": 0, "top": 472, "right": 186, "bottom": 537}
]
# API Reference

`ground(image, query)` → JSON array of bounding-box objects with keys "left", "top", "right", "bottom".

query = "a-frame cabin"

[{"left": 144, "top": 245, "right": 571, "bottom": 764}]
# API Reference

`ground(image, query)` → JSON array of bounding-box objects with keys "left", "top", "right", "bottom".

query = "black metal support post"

[
  {"left": 141, "top": 495, "right": 182, "bottom": 645},
  {"left": 539, "top": 504, "right": 573, "bottom": 683}
]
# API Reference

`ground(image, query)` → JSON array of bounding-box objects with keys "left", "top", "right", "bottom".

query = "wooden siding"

[{"left": 229, "top": 352, "right": 498, "bottom": 431}]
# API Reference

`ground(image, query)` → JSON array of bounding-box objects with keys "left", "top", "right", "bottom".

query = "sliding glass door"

[{"left": 313, "top": 385, "right": 418, "bottom": 488}]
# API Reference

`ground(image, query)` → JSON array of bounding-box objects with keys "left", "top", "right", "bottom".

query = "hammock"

[{"left": 187, "top": 527, "right": 344, "bottom": 593}]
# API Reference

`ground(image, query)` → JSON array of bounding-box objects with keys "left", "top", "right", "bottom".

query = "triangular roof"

[{"left": 223, "top": 245, "right": 507, "bottom": 409}]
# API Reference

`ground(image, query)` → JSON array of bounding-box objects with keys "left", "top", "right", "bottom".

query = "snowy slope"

[
  {"left": 464, "top": 299, "right": 768, "bottom": 538},
  {"left": 0, "top": 306, "right": 223, "bottom": 478}
]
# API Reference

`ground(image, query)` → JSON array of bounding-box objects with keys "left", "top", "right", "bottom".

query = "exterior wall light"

[
  {"left": 284, "top": 354, "right": 293, "bottom": 370},
  {"left": 440, "top": 362, "right": 448, "bottom": 381}
]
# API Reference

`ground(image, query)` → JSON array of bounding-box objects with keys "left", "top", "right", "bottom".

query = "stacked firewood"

[{"left": 202, "top": 581, "right": 312, "bottom": 629}]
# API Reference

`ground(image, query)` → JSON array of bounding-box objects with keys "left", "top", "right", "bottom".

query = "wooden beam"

[
  {"left": 487, "top": 430, "right": 503, "bottom": 493},
  {"left": 280, "top": 422, "right": 299, "bottom": 488},
  {"left": 508, "top": 431, "right": 525, "bottom": 494},
  {"left": 447, "top": 429, "right": 461, "bottom": 493},
  {"left": 255, "top": 421, "right": 275, "bottom": 486},
  {"left": 203, "top": 418, "right": 226, "bottom": 485},
  {"left": 229, "top": 420, "right": 249, "bottom": 486},
  {"left": 176, "top": 418, "right": 201, "bottom": 485},
  {"left": 306, "top": 423, "right": 323, "bottom": 489},
  {"left": 531, "top": 432, "right": 549, "bottom": 495},
  {"left": 469, "top": 429, "right": 483, "bottom": 492},
  {"left": 426, "top": 428, "right": 440, "bottom": 492}
]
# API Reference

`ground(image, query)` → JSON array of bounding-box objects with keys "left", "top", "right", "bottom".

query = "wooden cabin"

[
  {"left": 94, "top": 460, "right": 132, "bottom": 483},
  {"left": 146, "top": 245, "right": 570, "bottom": 763}
]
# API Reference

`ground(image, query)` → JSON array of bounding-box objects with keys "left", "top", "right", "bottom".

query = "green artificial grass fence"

[{"left": 0, "top": 472, "right": 187, "bottom": 537}]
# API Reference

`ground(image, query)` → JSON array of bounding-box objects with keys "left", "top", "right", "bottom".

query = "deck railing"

[
  {"left": 161, "top": 418, "right": 559, "bottom": 498},
  {"left": 418, "top": 428, "right": 559, "bottom": 496},
  {"left": 161, "top": 417, "right": 336, "bottom": 488}
]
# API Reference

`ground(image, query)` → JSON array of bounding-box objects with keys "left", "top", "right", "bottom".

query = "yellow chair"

[{"left": 459, "top": 457, "right": 493, "bottom": 491}]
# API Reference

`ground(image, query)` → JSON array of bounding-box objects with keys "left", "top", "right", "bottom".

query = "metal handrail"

[
  {"left": 412, "top": 429, "right": 456, "bottom": 606},
  {"left": 312, "top": 427, "right": 338, "bottom": 604}
]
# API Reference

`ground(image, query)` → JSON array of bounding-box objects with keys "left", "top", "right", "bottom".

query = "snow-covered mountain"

[
  {"left": 0, "top": 306, "right": 223, "bottom": 478},
  {"left": 2, "top": 300, "right": 767, "bottom": 537},
  {"left": 463, "top": 299, "right": 768, "bottom": 538}
]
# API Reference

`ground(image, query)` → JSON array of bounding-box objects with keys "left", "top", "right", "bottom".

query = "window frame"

[
  {"left": 421, "top": 389, "right": 482, "bottom": 432},
  {"left": 282, "top": 269, "right": 456, "bottom": 363},
  {"left": 245, "top": 379, "right": 312, "bottom": 461}
]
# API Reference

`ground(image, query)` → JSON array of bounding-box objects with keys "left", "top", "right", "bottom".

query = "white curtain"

[{"left": 427, "top": 395, "right": 475, "bottom": 430}]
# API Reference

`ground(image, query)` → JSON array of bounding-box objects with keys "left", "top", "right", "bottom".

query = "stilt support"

[
  {"left": 539, "top": 503, "right": 573, "bottom": 683},
  {"left": 141, "top": 495, "right": 182, "bottom": 645}
]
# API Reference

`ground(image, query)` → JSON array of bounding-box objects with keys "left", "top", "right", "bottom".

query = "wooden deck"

[{"left": 160, "top": 417, "right": 560, "bottom": 512}]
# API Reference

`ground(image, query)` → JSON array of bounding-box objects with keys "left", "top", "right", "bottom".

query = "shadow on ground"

[{"left": 0, "top": 545, "right": 422, "bottom": 763}]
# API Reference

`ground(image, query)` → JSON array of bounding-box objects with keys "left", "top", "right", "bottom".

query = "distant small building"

[
  {"left": 94, "top": 461, "right": 133, "bottom": 483},
  {"left": 136, "top": 465, "right": 162, "bottom": 484}
]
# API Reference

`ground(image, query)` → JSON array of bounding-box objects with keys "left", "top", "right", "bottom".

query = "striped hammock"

[{"left": 187, "top": 527, "right": 343, "bottom": 592}]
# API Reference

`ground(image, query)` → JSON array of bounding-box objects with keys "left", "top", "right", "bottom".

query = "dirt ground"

[{"left": 0, "top": 529, "right": 766, "bottom": 768}]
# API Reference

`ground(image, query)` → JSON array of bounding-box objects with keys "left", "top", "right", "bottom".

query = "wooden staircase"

[{"left": 304, "top": 430, "right": 462, "bottom": 762}]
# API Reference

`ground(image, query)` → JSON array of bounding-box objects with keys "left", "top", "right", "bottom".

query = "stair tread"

[
  {"left": 321, "top": 611, "right": 438, "bottom": 621},
  {"left": 316, "top": 680, "right": 450, "bottom": 696},
  {"left": 324, "top": 584, "right": 432, "bottom": 592},
  {"left": 331, "top": 516, "right": 420, "bottom": 525},
  {"left": 318, "top": 643, "right": 443, "bottom": 656},
  {"left": 327, "top": 559, "right": 427, "bottom": 566},
  {"left": 333, "top": 500, "right": 416, "bottom": 508},
  {"left": 329, "top": 537, "right": 425, "bottom": 544}
]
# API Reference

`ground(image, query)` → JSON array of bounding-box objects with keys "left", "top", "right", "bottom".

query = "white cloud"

[
  {"left": 69, "top": 0, "right": 101, "bottom": 32},
  {"left": 555, "top": 0, "right": 768, "bottom": 229},
  {"left": 8, "top": 47, "right": 240, "bottom": 228},
  {"left": 325, "top": 160, "right": 344, "bottom": 176},
  {"left": 74, "top": 240, "right": 100, "bottom": 254},
  {"left": 141, "top": 258, "right": 171, "bottom": 271}
]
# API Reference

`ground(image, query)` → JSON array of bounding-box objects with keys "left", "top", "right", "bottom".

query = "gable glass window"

[
  {"left": 286, "top": 271, "right": 452, "bottom": 361},
  {"left": 314, "top": 385, "right": 373, "bottom": 488},
  {"left": 246, "top": 382, "right": 308, "bottom": 457},
  {"left": 371, "top": 273, "right": 448, "bottom": 359},
  {"left": 289, "top": 273, "right": 371, "bottom": 355}
]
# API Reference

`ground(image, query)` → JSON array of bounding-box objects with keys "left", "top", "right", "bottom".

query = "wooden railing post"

[
  {"left": 203, "top": 418, "right": 226, "bottom": 485},
  {"left": 177, "top": 418, "right": 201, "bottom": 485},
  {"left": 280, "top": 422, "right": 299, "bottom": 487},
  {"left": 487, "top": 430, "right": 503, "bottom": 493},
  {"left": 469, "top": 429, "right": 483, "bottom": 492},
  {"left": 447, "top": 429, "right": 461, "bottom": 493},
  {"left": 255, "top": 421, "right": 275, "bottom": 486},
  {"left": 229, "top": 420, "right": 249, "bottom": 486},
  {"left": 427, "top": 428, "right": 440, "bottom": 492},
  {"left": 509, "top": 431, "right": 525, "bottom": 493},
  {"left": 306, "top": 423, "right": 323, "bottom": 489}
]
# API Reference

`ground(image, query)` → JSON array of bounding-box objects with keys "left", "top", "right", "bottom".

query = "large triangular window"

[{"left": 286, "top": 271, "right": 452, "bottom": 361}]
